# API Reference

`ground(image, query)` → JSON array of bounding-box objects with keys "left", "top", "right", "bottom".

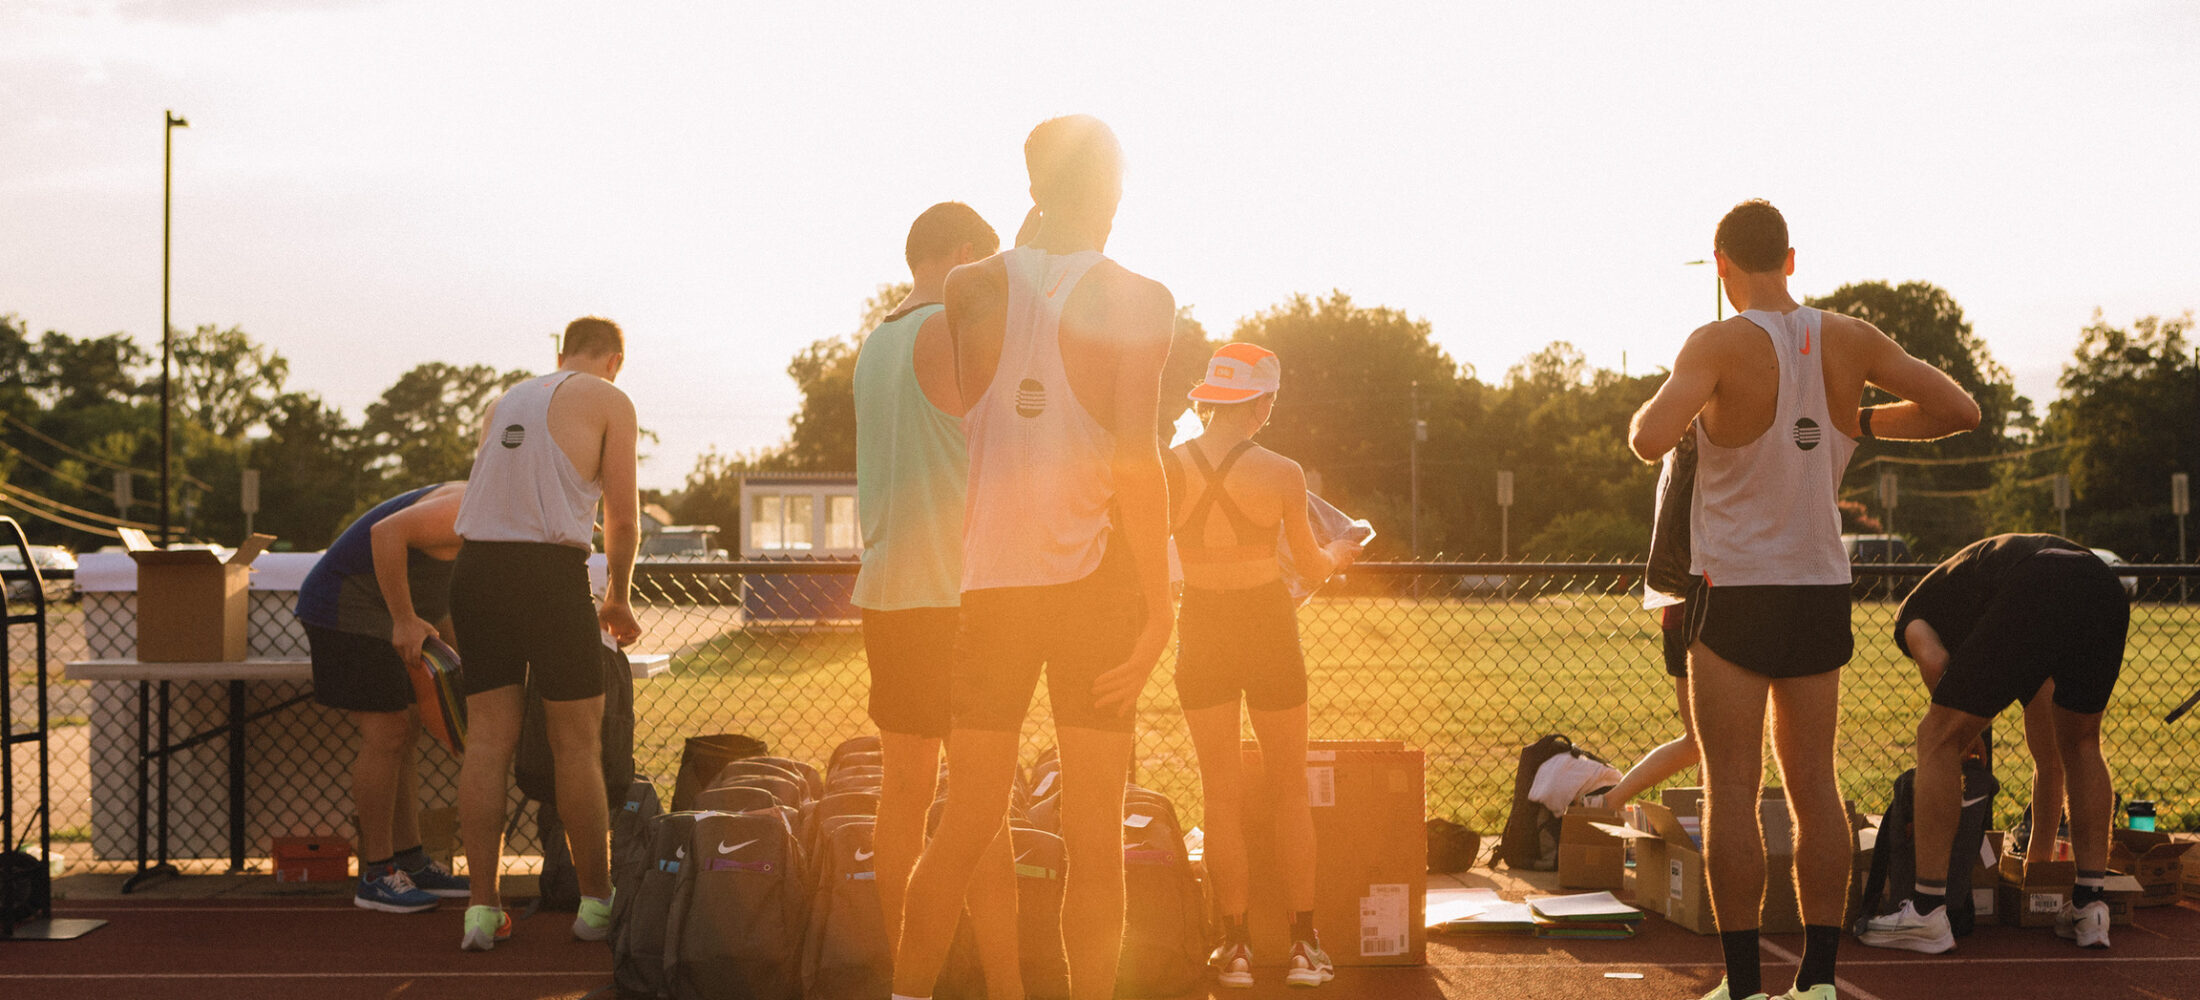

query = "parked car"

[
  {"left": 2087, "top": 548, "right": 2141, "bottom": 598},
  {"left": 1842, "top": 533, "right": 1913, "bottom": 600},
  {"left": 638, "top": 526, "right": 736, "bottom": 604},
  {"left": 1, "top": 545, "right": 79, "bottom": 604},
  {"left": 640, "top": 525, "right": 729, "bottom": 562}
]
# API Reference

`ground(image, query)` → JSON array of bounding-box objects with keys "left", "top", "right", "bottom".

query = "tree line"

[
  {"left": 2, "top": 281, "right": 2189, "bottom": 562},
  {"left": 669, "top": 281, "right": 2196, "bottom": 563}
]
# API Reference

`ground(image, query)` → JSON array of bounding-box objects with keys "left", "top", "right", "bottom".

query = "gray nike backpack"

[
  {"left": 613, "top": 811, "right": 705, "bottom": 999},
  {"left": 664, "top": 809, "right": 808, "bottom": 1000},
  {"left": 802, "top": 818, "right": 891, "bottom": 1000}
]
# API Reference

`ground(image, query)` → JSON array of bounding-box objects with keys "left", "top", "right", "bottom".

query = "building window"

[
  {"left": 750, "top": 493, "right": 815, "bottom": 551},
  {"left": 826, "top": 495, "right": 859, "bottom": 551}
]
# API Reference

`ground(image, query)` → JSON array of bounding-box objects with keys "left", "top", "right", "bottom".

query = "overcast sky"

[{"left": 6, "top": 1, "right": 2195, "bottom": 491}]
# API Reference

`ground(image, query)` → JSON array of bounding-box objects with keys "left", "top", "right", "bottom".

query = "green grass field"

[{"left": 633, "top": 593, "right": 2200, "bottom": 835}]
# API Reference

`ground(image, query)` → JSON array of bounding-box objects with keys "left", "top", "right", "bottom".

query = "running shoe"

[
  {"left": 401, "top": 858, "right": 471, "bottom": 898},
  {"left": 354, "top": 866, "right": 439, "bottom": 913},
  {"left": 1284, "top": 938, "right": 1335, "bottom": 988},
  {"left": 1699, "top": 980, "right": 1771, "bottom": 1000},
  {"left": 2055, "top": 900, "right": 2111, "bottom": 948},
  {"left": 460, "top": 905, "right": 512, "bottom": 951},
  {"left": 1209, "top": 941, "right": 1253, "bottom": 989},
  {"left": 1782, "top": 985, "right": 1837, "bottom": 1000},
  {"left": 573, "top": 893, "right": 614, "bottom": 942},
  {"left": 1856, "top": 899, "right": 1955, "bottom": 954}
]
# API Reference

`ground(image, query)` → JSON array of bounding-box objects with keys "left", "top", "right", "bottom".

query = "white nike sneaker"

[
  {"left": 1856, "top": 899, "right": 1955, "bottom": 954},
  {"left": 2055, "top": 900, "right": 2111, "bottom": 948}
]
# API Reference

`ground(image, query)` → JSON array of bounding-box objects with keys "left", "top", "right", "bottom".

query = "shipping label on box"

[{"left": 2111, "top": 829, "right": 2195, "bottom": 907}]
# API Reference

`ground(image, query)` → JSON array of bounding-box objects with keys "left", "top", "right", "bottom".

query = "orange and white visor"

[{"left": 1187, "top": 342, "right": 1281, "bottom": 403}]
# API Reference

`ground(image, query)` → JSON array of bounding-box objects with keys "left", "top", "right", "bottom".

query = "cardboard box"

[
  {"left": 2181, "top": 834, "right": 2200, "bottom": 900},
  {"left": 1558, "top": 807, "right": 1627, "bottom": 890},
  {"left": 1997, "top": 847, "right": 2142, "bottom": 927},
  {"left": 1600, "top": 789, "right": 1860, "bottom": 935},
  {"left": 1239, "top": 740, "right": 1425, "bottom": 966},
  {"left": 2109, "top": 829, "right": 2196, "bottom": 907},
  {"left": 272, "top": 835, "right": 353, "bottom": 883},
  {"left": 122, "top": 529, "right": 275, "bottom": 661}
]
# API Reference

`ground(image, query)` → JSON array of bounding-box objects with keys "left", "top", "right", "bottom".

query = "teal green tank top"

[{"left": 851, "top": 304, "right": 965, "bottom": 610}]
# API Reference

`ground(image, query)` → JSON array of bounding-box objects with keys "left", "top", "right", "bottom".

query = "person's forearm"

[
  {"left": 1864, "top": 399, "right": 1978, "bottom": 442},
  {"left": 1115, "top": 458, "right": 1173, "bottom": 618},
  {"left": 603, "top": 519, "right": 638, "bottom": 604},
  {"left": 369, "top": 524, "right": 418, "bottom": 622}
]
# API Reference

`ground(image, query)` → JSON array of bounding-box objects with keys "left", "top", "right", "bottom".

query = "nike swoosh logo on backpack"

[
  {"left": 854, "top": 848, "right": 874, "bottom": 861},
  {"left": 718, "top": 839, "right": 757, "bottom": 855},
  {"left": 1961, "top": 794, "right": 1990, "bottom": 808}
]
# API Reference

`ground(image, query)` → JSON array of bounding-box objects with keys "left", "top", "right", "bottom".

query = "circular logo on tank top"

[
  {"left": 500, "top": 424, "right": 526, "bottom": 449},
  {"left": 1015, "top": 378, "right": 1047, "bottom": 418},
  {"left": 1792, "top": 417, "right": 1821, "bottom": 451}
]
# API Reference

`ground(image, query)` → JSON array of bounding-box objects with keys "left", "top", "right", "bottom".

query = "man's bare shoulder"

[
  {"left": 1815, "top": 309, "right": 1890, "bottom": 347},
  {"left": 562, "top": 372, "right": 635, "bottom": 414},
  {"left": 1673, "top": 316, "right": 1758, "bottom": 360},
  {"left": 944, "top": 255, "right": 1008, "bottom": 306},
  {"left": 1083, "top": 260, "right": 1175, "bottom": 340}
]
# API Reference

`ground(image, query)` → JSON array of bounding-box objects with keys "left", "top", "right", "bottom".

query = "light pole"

[
  {"left": 1409, "top": 381, "right": 1424, "bottom": 559},
  {"left": 1684, "top": 259, "right": 1724, "bottom": 320},
  {"left": 161, "top": 110, "right": 188, "bottom": 546}
]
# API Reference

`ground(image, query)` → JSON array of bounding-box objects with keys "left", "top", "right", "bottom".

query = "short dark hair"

[
  {"left": 905, "top": 202, "right": 999, "bottom": 268},
  {"left": 1024, "top": 115, "right": 1123, "bottom": 212},
  {"left": 561, "top": 316, "right": 624, "bottom": 358},
  {"left": 1714, "top": 199, "right": 1789, "bottom": 273}
]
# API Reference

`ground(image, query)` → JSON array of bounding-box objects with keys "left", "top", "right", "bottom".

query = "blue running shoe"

[
  {"left": 355, "top": 866, "right": 440, "bottom": 913},
  {"left": 402, "top": 858, "right": 471, "bottom": 898}
]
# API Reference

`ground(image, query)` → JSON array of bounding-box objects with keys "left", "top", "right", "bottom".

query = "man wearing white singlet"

[
  {"left": 1630, "top": 201, "right": 1978, "bottom": 1000},
  {"left": 449, "top": 316, "right": 643, "bottom": 953},
  {"left": 891, "top": 115, "right": 1176, "bottom": 1000},
  {"left": 851, "top": 202, "right": 1023, "bottom": 997}
]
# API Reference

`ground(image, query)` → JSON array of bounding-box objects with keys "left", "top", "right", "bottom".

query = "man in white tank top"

[
  {"left": 892, "top": 116, "right": 1177, "bottom": 1000},
  {"left": 448, "top": 316, "right": 643, "bottom": 952},
  {"left": 1629, "top": 201, "right": 1979, "bottom": 1000}
]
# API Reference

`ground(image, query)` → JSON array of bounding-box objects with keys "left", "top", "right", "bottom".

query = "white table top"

[{"left": 66, "top": 653, "right": 672, "bottom": 683}]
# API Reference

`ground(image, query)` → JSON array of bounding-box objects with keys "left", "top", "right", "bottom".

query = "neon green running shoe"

[
  {"left": 573, "top": 893, "right": 614, "bottom": 942},
  {"left": 460, "top": 905, "right": 511, "bottom": 952}
]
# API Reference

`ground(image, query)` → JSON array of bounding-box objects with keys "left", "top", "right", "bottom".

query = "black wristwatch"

[{"left": 1858, "top": 406, "right": 1876, "bottom": 441}]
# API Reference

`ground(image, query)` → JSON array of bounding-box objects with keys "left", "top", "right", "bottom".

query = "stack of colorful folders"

[{"left": 1528, "top": 891, "right": 1644, "bottom": 939}]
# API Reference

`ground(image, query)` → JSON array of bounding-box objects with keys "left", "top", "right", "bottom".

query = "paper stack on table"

[
  {"left": 1528, "top": 891, "right": 1644, "bottom": 939},
  {"left": 1426, "top": 887, "right": 1536, "bottom": 934}
]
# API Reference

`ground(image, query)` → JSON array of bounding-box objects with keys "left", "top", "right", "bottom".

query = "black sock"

[
  {"left": 1720, "top": 929, "right": 1761, "bottom": 998},
  {"left": 1797, "top": 924, "right": 1840, "bottom": 990},
  {"left": 1223, "top": 912, "right": 1249, "bottom": 946},
  {"left": 1290, "top": 910, "right": 1316, "bottom": 944},
  {"left": 1909, "top": 876, "right": 1948, "bottom": 914},
  {"left": 2074, "top": 870, "right": 2107, "bottom": 907},
  {"left": 362, "top": 855, "right": 393, "bottom": 877},
  {"left": 392, "top": 845, "right": 429, "bottom": 870}
]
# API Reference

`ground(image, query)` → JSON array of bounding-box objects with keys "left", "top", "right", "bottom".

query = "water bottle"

[{"left": 2128, "top": 798, "right": 2157, "bottom": 832}]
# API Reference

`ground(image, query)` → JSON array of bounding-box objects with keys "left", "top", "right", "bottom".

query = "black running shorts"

[
  {"left": 1660, "top": 602, "right": 1690, "bottom": 679},
  {"left": 951, "top": 541, "right": 1145, "bottom": 734},
  {"left": 1684, "top": 580, "right": 1853, "bottom": 678},
  {"left": 1931, "top": 550, "right": 2127, "bottom": 718},
  {"left": 1175, "top": 579, "right": 1307, "bottom": 712},
  {"left": 862, "top": 606, "right": 957, "bottom": 739},
  {"left": 448, "top": 541, "right": 603, "bottom": 702},
  {"left": 305, "top": 623, "right": 413, "bottom": 713}
]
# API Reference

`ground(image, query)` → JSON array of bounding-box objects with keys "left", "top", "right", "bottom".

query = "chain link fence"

[{"left": 7, "top": 561, "right": 2197, "bottom": 874}]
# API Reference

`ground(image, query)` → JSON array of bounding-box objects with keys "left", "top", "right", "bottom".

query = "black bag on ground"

[
  {"left": 1498, "top": 734, "right": 1605, "bottom": 871},
  {"left": 802, "top": 818, "right": 890, "bottom": 1000},
  {"left": 693, "top": 785, "right": 783, "bottom": 815},
  {"left": 608, "top": 780, "right": 664, "bottom": 936},
  {"left": 664, "top": 809, "right": 807, "bottom": 1000},
  {"left": 1115, "top": 786, "right": 1205, "bottom": 999},
  {"left": 1, "top": 849, "right": 50, "bottom": 933},
  {"left": 613, "top": 811, "right": 705, "bottom": 999},
  {"left": 935, "top": 822, "right": 1073, "bottom": 1000},
  {"left": 1856, "top": 754, "right": 2000, "bottom": 938},
  {"left": 709, "top": 769, "right": 805, "bottom": 810},
  {"left": 829, "top": 751, "right": 883, "bottom": 778},
  {"left": 828, "top": 735, "right": 882, "bottom": 774},
  {"left": 516, "top": 641, "right": 638, "bottom": 804},
  {"left": 1427, "top": 818, "right": 1480, "bottom": 873},
  {"left": 673, "top": 734, "right": 771, "bottom": 812},
  {"left": 746, "top": 756, "right": 824, "bottom": 801}
]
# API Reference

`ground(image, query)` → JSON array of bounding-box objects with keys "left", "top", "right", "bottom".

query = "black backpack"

[
  {"left": 1115, "top": 787, "right": 1206, "bottom": 999},
  {"left": 1857, "top": 754, "right": 2000, "bottom": 938},
  {"left": 608, "top": 781, "right": 664, "bottom": 935},
  {"left": 672, "top": 734, "right": 771, "bottom": 812},
  {"left": 746, "top": 756, "right": 824, "bottom": 802},
  {"left": 828, "top": 735, "right": 882, "bottom": 774},
  {"left": 802, "top": 818, "right": 891, "bottom": 1000},
  {"left": 613, "top": 811, "right": 706, "bottom": 999},
  {"left": 1499, "top": 734, "right": 1605, "bottom": 871},
  {"left": 515, "top": 641, "right": 637, "bottom": 804},
  {"left": 1010, "top": 825, "right": 1072, "bottom": 1000},
  {"left": 664, "top": 809, "right": 808, "bottom": 1000},
  {"left": 693, "top": 785, "right": 783, "bottom": 815}
]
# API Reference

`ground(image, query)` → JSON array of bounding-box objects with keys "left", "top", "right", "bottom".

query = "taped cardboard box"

[
  {"left": 1558, "top": 807, "right": 1627, "bottom": 890},
  {"left": 1240, "top": 740, "right": 1425, "bottom": 966},
  {"left": 272, "top": 835, "right": 352, "bottom": 883},
  {"left": 121, "top": 529, "right": 276, "bottom": 662},
  {"left": 2109, "top": 829, "right": 2195, "bottom": 907},
  {"left": 1996, "top": 846, "right": 2140, "bottom": 927},
  {"left": 2181, "top": 834, "right": 2200, "bottom": 900},
  {"left": 1599, "top": 787, "right": 1859, "bottom": 935}
]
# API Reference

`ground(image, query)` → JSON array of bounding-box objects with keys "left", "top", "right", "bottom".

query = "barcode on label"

[
  {"left": 1357, "top": 884, "right": 1409, "bottom": 957},
  {"left": 2028, "top": 893, "right": 2061, "bottom": 914},
  {"left": 1307, "top": 766, "right": 1336, "bottom": 808},
  {"left": 1669, "top": 859, "right": 1685, "bottom": 901}
]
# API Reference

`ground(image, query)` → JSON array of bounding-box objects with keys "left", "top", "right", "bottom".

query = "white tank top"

[
  {"left": 453, "top": 371, "right": 602, "bottom": 550},
  {"left": 960, "top": 247, "right": 1116, "bottom": 591},
  {"left": 1689, "top": 307, "right": 1856, "bottom": 587}
]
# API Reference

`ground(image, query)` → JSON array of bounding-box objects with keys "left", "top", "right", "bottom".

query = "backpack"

[
  {"left": 608, "top": 781, "right": 664, "bottom": 935},
  {"left": 1498, "top": 734, "right": 1605, "bottom": 871},
  {"left": 1114, "top": 787, "right": 1206, "bottom": 999},
  {"left": 515, "top": 641, "right": 637, "bottom": 804},
  {"left": 1011, "top": 825, "right": 1072, "bottom": 1000},
  {"left": 801, "top": 792, "right": 882, "bottom": 873},
  {"left": 613, "top": 811, "right": 705, "bottom": 999},
  {"left": 673, "top": 734, "right": 771, "bottom": 812},
  {"left": 709, "top": 769, "right": 805, "bottom": 811},
  {"left": 664, "top": 809, "right": 808, "bottom": 1000},
  {"left": 826, "top": 767, "right": 885, "bottom": 795},
  {"left": 803, "top": 818, "right": 890, "bottom": 1000},
  {"left": 829, "top": 751, "right": 883, "bottom": 778},
  {"left": 746, "top": 756, "right": 824, "bottom": 802},
  {"left": 1427, "top": 818, "right": 1480, "bottom": 873},
  {"left": 693, "top": 785, "right": 783, "bottom": 815},
  {"left": 1857, "top": 755, "right": 2000, "bottom": 938},
  {"left": 828, "top": 735, "right": 882, "bottom": 774}
]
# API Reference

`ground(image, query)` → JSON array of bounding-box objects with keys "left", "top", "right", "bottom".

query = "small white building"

[{"left": 737, "top": 472, "right": 860, "bottom": 557}]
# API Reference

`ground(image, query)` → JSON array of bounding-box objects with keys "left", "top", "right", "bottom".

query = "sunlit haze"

[{"left": 6, "top": 1, "right": 2195, "bottom": 490}]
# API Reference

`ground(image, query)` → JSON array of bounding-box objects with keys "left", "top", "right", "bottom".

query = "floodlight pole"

[
  {"left": 1409, "top": 381, "right": 1422, "bottom": 560},
  {"left": 161, "top": 110, "right": 188, "bottom": 545},
  {"left": 1686, "top": 260, "right": 1724, "bottom": 321}
]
